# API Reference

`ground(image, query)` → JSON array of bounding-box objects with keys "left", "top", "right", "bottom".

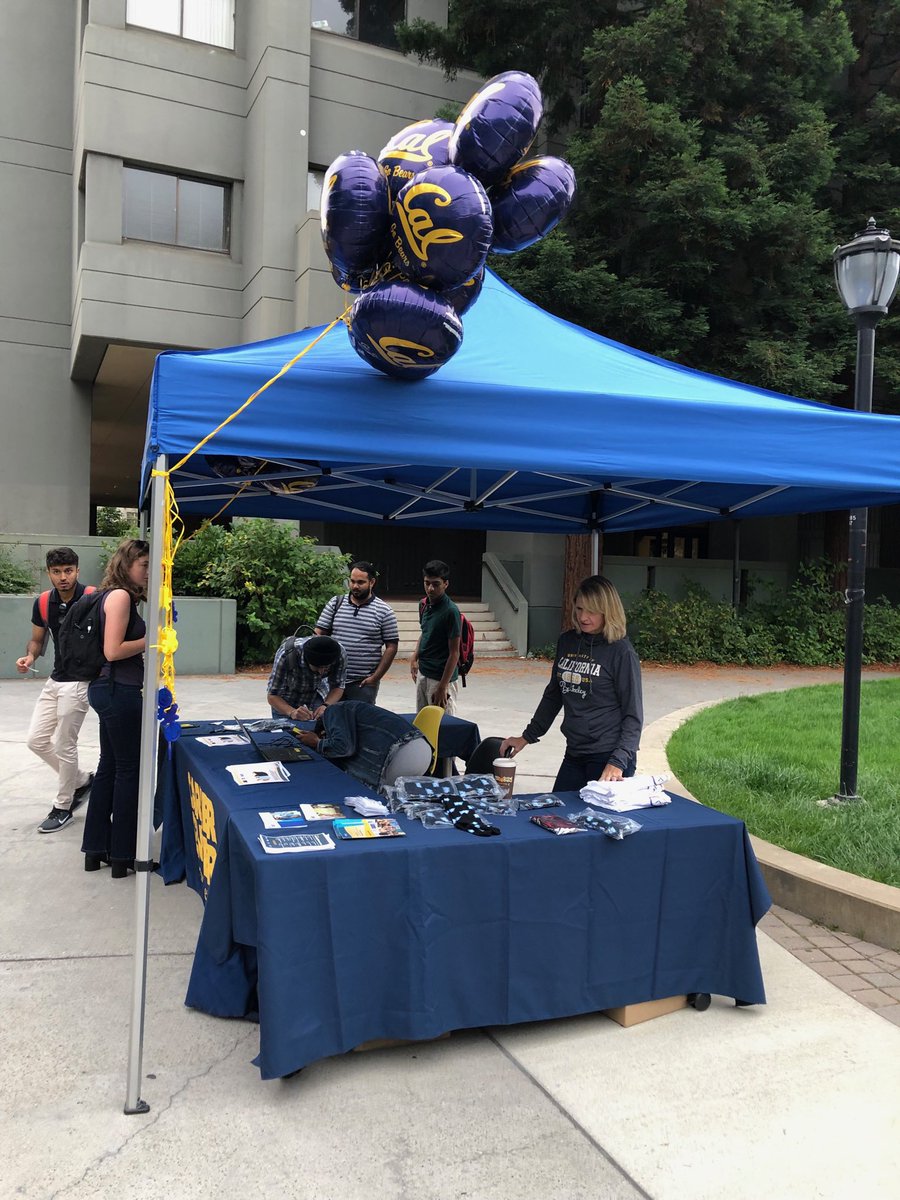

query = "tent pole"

[
  {"left": 124, "top": 453, "right": 167, "bottom": 1115},
  {"left": 731, "top": 520, "right": 741, "bottom": 609},
  {"left": 590, "top": 529, "right": 600, "bottom": 575}
]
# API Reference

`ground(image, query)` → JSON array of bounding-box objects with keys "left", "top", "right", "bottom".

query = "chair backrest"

[
  {"left": 465, "top": 736, "right": 505, "bottom": 776},
  {"left": 412, "top": 705, "right": 444, "bottom": 775}
]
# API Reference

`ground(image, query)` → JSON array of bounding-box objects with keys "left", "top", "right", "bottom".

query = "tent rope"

[{"left": 148, "top": 310, "right": 349, "bottom": 745}]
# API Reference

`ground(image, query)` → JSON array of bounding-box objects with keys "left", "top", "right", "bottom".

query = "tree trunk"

[{"left": 561, "top": 534, "right": 598, "bottom": 630}]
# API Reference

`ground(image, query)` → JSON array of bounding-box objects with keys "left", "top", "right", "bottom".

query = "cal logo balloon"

[
  {"left": 449, "top": 71, "right": 543, "bottom": 187},
  {"left": 348, "top": 281, "right": 464, "bottom": 380},
  {"left": 390, "top": 165, "right": 493, "bottom": 290},
  {"left": 320, "top": 151, "right": 392, "bottom": 282},
  {"left": 378, "top": 119, "right": 454, "bottom": 201},
  {"left": 490, "top": 156, "right": 577, "bottom": 254},
  {"left": 444, "top": 268, "right": 485, "bottom": 317}
]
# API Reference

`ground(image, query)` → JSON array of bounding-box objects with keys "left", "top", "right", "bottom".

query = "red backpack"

[
  {"left": 419, "top": 597, "right": 475, "bottom": 687},
  {"left": 39, "top": 586, "right": 97, "bottom": 626}
]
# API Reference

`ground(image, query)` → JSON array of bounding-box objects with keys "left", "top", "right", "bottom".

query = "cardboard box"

[{"left": 602, "top": 995, "right": 688, "bottom": 1028}]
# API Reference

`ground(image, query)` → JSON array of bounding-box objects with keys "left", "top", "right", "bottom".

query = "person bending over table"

[
  {"left": 296, "top": 701, "right": 432, "bottom": 792},
  {"left": 267, "top": 634, "right": 346, "bottom": 722},
  {"left": 500, "top": 575, "right": 643, "bottom": 790}
]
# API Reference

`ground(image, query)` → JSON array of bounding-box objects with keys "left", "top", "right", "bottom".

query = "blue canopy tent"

[
  {"left": 141, "top": 271, "right": 900, "bottom": 533},
  {"left": 123, "top": 272, "right": 900, "bottom": 1112}
]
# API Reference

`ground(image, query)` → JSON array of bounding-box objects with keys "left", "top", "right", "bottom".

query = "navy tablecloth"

[{"left": 159, "top": 734, "right": 771, "bottom": 1080}]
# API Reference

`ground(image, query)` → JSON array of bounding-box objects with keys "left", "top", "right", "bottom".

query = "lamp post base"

[{"left": 819, "top": 792, "right": 865, "bottom": 807}]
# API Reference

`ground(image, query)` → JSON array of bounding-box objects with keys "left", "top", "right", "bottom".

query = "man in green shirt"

[{"left": 410, "top": 559, "right": 461, "bottom": 714}]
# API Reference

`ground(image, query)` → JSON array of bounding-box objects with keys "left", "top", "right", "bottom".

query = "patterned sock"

[{"left": 441, "top": 797, "right": 501, "bottom": 837}]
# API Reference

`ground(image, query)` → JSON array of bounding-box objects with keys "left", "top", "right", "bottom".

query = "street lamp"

[{"left": 830, "top": 218, "right": 900, "bottom": 803}]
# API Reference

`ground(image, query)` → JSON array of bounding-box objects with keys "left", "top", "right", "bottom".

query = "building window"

[
  {"left": 311, "top": 0, "right": 405, "bottom": 50},
  {"left": 307, "top": 168, "right": 325, "bottom": 211},
  {"left": 123, "top": 167, "right": 230, "bottom": 252},
  {"left": 126, "top": 0, "right": 235, "bottom": 50}
]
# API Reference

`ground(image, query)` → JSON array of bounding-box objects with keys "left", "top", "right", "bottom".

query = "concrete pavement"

[{"left": 2, "top": 661, "right": 899, "bottom": 1200}]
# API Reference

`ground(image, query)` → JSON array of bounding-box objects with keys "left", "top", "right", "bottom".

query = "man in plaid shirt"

[{"left": 266, "top": 635, "right": 346, "bottom": 721}]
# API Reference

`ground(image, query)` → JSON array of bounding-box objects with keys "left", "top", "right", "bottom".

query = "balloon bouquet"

[{"left": 321, "top": 71, "right": 576, "bottom": 381}]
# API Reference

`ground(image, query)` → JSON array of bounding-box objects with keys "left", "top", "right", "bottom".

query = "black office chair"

[{"left": 464, "top": 736, "right": 506, "bottom": 775}]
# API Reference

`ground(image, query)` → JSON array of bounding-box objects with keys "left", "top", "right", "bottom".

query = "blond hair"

[
  {"left": 571, "top": 574, "right": 627, "bottom": 643},
  {"left": 100, "top": 539, "right": 150, "bottom": 600}
]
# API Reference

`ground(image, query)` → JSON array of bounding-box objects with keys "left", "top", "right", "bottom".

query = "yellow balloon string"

[{"left": 149, "top": 310, "right": 350, "bottom": 731}]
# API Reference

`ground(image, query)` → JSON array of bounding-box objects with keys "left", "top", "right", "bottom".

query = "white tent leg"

[
  {"left": 591, "top": 529, "right": 600, "bottom": 575},
  {"left": 124, "top": 454, "right": 167, "bottom": 1115}
]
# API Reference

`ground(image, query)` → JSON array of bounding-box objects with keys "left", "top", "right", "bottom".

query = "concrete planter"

[{"left": 0, "top": 595, "right": 236, "bottom": 678}]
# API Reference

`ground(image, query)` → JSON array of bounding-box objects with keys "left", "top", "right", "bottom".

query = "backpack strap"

[
  {"left": 320, "top": 594, "right": 343, "bottom": 633},
  {"left": 38, "top": 590, "right": 51, "bottom": 625}
]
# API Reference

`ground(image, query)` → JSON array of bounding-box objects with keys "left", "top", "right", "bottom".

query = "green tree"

[
  {"left": 171, "top": 520, "right": 348, "bottom": 665},
  {"left": 400, "top": 0, "right": 900, "bottom": 405}
]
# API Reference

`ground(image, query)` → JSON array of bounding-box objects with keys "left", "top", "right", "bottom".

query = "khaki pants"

[
  {"left": 415, "top": 675, "right": 458, "bottom": 716},
  {"left": 26, "top": 678, "right": 91, "bottom": 810}
]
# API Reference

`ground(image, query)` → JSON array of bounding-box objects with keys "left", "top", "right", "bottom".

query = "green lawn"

[{"left": 666, "top": 679, "right": 900, "bottom": 887}]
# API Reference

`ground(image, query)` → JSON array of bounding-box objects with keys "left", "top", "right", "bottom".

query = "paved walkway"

[{"left": 3, "top": 661, "right": 899, "bottom": 1199}]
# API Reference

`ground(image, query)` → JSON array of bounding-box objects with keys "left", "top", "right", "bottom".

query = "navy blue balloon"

[
  {"left": 378, "top": 119, "right": 454, "bottom": 201},
  {"left": 490, "top": 156, "right": 576, "bottom": 253},
  {"left": 450, "top": 71, "right": 543, "bottom": 188},
  {"left": 348, "top": 281, "right": 464, "bottom": 381},
  {"left": 390, "top": 165, "right": 492, "bottom": 290},
  {"left": 320, "top": 151, "right": 392, "bottom": 280},
  {"left": 443, "top": 268, "right": 484, "bottom": 317}
]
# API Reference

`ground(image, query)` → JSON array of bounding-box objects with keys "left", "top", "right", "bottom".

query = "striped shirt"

[{"left": 315, "top": 594, "right": 399, "bottom": 682}]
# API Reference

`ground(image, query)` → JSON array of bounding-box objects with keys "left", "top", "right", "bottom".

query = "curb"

[{"left": 642, "top": 705, "right": 900, "bottom": 953}]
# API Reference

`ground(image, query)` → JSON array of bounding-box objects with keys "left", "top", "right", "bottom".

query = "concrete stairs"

[{"left": 385, "top": 598, "right": 517, "bottom": 659}]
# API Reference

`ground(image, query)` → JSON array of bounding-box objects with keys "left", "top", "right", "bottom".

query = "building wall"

[
  {"left": 0, "top": 1, "right": 91, "bottom": 534},
  {"left": 0, "top": 0, "right": 474, "bottom": 534}
]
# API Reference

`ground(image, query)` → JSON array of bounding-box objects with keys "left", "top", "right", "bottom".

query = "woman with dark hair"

[
  {"left": 81, "top": 538, "right": 150, "bottom": 877},
  {"left": 500, "top": 574, "right": 643, "bottom": 791}
]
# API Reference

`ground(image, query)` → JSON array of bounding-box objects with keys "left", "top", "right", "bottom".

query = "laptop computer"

[{"left": 235, "top": 717, "right": 313, "bottom": 764}]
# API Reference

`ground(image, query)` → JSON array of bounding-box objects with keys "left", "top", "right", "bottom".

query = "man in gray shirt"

[{"left": 315, "top": 561, "right": 399, "bottom": 703}]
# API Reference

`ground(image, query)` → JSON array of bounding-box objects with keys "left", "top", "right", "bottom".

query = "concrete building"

[
  {"left": 1, "top": 0, "right": 476, "bottom": 533},
  {"left": 3, "top": 0, "right": 897, "bottom": 636}
]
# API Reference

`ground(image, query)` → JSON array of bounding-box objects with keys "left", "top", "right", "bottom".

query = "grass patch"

[{"left": 666, "top": 679, "right": 900, "bottom": 887}]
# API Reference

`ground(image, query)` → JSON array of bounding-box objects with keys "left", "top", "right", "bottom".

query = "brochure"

[
  {"left": 197, "top": 734, "right": 250, "bottom": 747},
  {"left": 259, "top": 809, "right": 309, "bottom": 830},
  {"left": 258, "top": 832, "right": 335, "bottom": 854},
  {"left": 226, "top": 761, "right": 290, "bottom": 786},
  {"left": 332, "top": 817, "right": 405, "bottom": 840},
  {"left": 300, "top": 802, "right": 345, "bottom": 821}
]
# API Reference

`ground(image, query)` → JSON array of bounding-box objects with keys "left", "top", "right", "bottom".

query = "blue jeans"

[
  {"left": 82, "top": 679, "right": 142, "bottom": 864},
  {"left": 553, "top": 749, "right": 637, "bottom": 792}
]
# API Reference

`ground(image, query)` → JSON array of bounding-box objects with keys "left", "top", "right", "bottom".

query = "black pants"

[
  {"left": 82, "top": 679, "right": 142, "bottom": 864},
  {"left": 553, "top": 749, "right": 637, "bottom": 793}
]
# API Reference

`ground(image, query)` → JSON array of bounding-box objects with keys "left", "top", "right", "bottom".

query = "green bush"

[
  {"left": 0, "top": 545, "right": 36, "bottom": 593},
  {"left": 172, "top": 520, "right": 348, "bottom": 665},
  {"left": 627, "top": 560, "right": 900, "bottom": 666},
  {"left": 96, "top": 506, "right": 138, "bottom": 539}
]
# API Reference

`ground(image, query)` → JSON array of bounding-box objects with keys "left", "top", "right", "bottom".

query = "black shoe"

[
  {"left": 38, "top": 807, "right": 74, "bottom": 834},
  {"left": 110, "top": 860, "right": 135, "bottom": 879},
  {"left": 84, "top": 853, "right": 108, "bottom": 872},
  {"left": 71, "top": 774, "right": 95, "bottom": 809}
]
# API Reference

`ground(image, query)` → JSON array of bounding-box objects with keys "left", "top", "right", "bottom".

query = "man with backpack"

[
  {"left": 410, "top": 559, "right": 463, "bottom": 715},
  {"left": 314, "top": 560, "right": 400, "bottom": 704},
  {"left": 15, "top": 547, "right": 96, "bottom": 833}
]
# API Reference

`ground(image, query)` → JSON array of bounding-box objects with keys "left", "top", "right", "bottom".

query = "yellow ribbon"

[{"left": 149, "top": 310, "right": 349, "bottom": 724}]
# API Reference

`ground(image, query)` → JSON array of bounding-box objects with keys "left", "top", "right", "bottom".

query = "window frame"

[
  {"left": 122, "top": 165, "right": 232, "bottom": 255},
  {"left": 125, "top": 0, "right": 235, "bottom": 51}
]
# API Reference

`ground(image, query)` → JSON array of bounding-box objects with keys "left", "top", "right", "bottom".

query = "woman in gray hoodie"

[{"left": 500, "top": 575, "right": 643, "bottom": 792}]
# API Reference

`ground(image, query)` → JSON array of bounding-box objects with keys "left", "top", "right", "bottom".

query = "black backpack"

[{"left": 57, "top": 590, "right": 108, "bottom": 681}]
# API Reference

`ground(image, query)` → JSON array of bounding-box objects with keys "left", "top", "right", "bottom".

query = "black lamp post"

[{"left": 830, "top": 218, "right": 900, "bottom": 803}]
